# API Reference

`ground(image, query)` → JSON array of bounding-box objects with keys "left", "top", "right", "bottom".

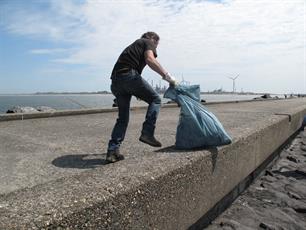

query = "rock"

[
  {"left": 261, "top": 175, "right": 277, "bottom": 183},
  {"left": 259, "top": 222, "right": 276, "bottom": 230},
  {"left": 286, "top": 156, "right": 299, "bottom": 163},
  {"left": 265, "top": 170, "right": 274, "bottom": 176},
  {"left": 292, "top": 204, "right": 306, "bottom": 213},
  {"left": 287, "top": 191, "right": 301, "bottom": 200},
  {"left": 215, "top": 218, "right": 243, "bottom": 229},
  {"left": 261, "top": 94, "right": 272, "bottom": 99},
  {"left": 253, "top": 94, "right": 272, "bottom": 100},
  {"left": 36, "top": 106, "right": 56, "bottom": 112},
  {"left": 6, "top": 106, "right": 39, "bottom": 113}
]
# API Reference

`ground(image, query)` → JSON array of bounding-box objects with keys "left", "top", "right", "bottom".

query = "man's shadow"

[
  {"left": 52, "top": 147, "right": 220, "bottom": 170},
  {"left": 155, "top": 145, "right": 219, "bottom": 172},
  {"left": 52, "top": 153, "right": 108, "bottom": 169}
]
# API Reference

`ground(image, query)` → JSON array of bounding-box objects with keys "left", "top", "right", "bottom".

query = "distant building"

[{"left": 154, "top": 85, "right": 168, "bottom": 94}]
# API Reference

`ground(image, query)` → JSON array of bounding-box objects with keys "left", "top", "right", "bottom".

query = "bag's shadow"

[
  {"left": 52, "top": 153, "right": 107, "bottom": 169},
  {"left": 155, "top": 145, "right": 219, "bottom": 171}
]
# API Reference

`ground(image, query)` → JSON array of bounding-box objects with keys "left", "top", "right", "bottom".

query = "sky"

[{"left": 0, "top": 0, "right": 305, "bottom": 94}]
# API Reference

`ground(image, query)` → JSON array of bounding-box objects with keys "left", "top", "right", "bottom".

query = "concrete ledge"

[
  {"left": 0, "top": 107, "right": 119, "bottom": 122},
  {"left": 0, "top": 98, "right": 280, "bottom": 122},
  {"left": 0, "top": 99, "right": 305, "bottom": 229}
]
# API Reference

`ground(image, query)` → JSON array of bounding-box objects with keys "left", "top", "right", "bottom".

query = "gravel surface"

[{"left": 207, "top": 127, "right": 306, "bottom": 230}]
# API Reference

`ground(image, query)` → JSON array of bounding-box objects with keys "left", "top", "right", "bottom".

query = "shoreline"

[
  {"left": 0, "top": 94, "right": 276, "bottom": 114},
  {"left": 0, "top": 92, "right": 281, "bottom": 96},
  {"left": 0, "top": 97, "right": 294, "bottom": 121}
]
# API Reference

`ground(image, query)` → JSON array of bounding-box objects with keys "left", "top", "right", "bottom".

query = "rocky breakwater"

[
  {"left": 208, "top": 127, "right": 306, "bottom": 230},
  {"left": 6, "top": 106, "right": 55, "bottom": 113}
]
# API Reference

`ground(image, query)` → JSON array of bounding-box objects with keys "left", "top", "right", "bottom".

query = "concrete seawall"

[
  {"left": 0, "top": 99, "right": 266, "bottom": 122},
  {"left": 0, "top": 98, "right": 305, "bottom": 229}
]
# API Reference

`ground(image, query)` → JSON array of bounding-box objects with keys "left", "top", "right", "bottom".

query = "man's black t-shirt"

[{"left": 111, "top": 38, "right": 157, "bottom": 78}]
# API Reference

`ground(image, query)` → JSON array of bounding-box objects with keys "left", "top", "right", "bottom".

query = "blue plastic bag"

[{"left": 164, "top": 84, "right": 232, "bottom": 149}]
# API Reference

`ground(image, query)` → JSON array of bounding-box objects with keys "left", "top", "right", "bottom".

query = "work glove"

[{"left": 164, "top": 72, "right": 178, "bottom": 86}]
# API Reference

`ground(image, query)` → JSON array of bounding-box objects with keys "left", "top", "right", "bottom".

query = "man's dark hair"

[{"left": 141, "top": 32, "right": 160, "bottom": 41}]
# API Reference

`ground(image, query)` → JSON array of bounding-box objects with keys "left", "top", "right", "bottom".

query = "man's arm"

[
  {"left": 144, "top": 50, "right": 167, "bottom": 78},
  {"left": 144, "top": 50, "right": 176, "bottom": 84}
]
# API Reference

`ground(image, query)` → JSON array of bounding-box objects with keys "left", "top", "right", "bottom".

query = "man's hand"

[{"left": 164, "top": 72, "right": 178, "bottom": 86}]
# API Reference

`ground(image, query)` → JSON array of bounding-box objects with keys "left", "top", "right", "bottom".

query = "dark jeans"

[{"left": 108, "top": 73, "right": 161, "bottom": 151}]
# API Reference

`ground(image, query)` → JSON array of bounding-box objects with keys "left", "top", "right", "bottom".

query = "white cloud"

[
  {"left": 1, "top": 0, "right": 305, "bottom": 93},
  {"left": 30, "top": 48, "right": 68, "bottom": 54}
]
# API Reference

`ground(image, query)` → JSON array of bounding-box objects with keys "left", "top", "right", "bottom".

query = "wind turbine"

[{"left": 228, "top": 74, "right": 239, "bottom": 93}]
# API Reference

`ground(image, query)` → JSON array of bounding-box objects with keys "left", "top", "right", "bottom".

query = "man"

[{"left": 106, "top": 31, "right": 176, "bottom": 163}]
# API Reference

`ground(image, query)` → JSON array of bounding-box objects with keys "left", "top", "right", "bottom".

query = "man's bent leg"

[
  {"left": 139, "top": 95, "right": 162, "bottom": 147},
  {"left": 142, "top": 95, "right": 161, "bottom": 136},
  {"left": 129, "top": 77, "right": 162, "bottom": 147}
]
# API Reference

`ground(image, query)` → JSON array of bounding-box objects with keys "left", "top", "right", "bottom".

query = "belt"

[{"left": 112, "top": 68, "right": 139, "bottom": 78}]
